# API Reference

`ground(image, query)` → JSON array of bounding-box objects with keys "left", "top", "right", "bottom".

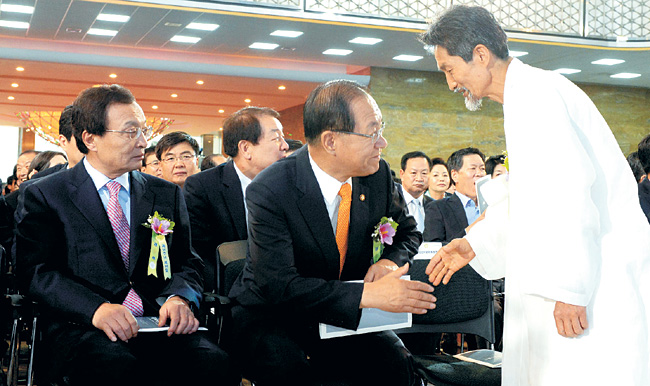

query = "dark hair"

[
  {"left": 447, "top": 147, "right": 485, "bottom": 173},
  {"left": 19, "top": 149, "right": 39, "bottom": 158},
  {"left": 285, "top": 138, "right": 303, "bottom": 152},
  {"left": 303, "top": 79, "right": 370, "bottom": 144},
  {"left": 59, "top": 105, "right": 78, "bottom": 141},
  {"left": 638, "top": 134, "right": 650, "bottom": 175},
  {"left": 72, "top": 84, "right": 136, "bottom": 154},
  {"left": 485, "top": 154, "right": 506, "bottom": 176},
  {"left": 222, "top": 107, "right": 280, "bottom": 158},
  {"left": 155, "top": 131, "right": 200, "bottom": 160},
  {"left": 430, "top": 157, "right": 447, "bottom": 170},
  {"left": 143, "top": 146, "right": 157, "bottom": 167},
  {"left": 11, "top": 164, "right": 17, "bottom": 179},
  {"left": 421, "top": 5, "right": 509, "bottom": 63},
  {"left": 400, "top": 151, "right": 432, "bottom": 171},
  {"left": 27, "top": 150, "right": 67, "bottom": 176}
]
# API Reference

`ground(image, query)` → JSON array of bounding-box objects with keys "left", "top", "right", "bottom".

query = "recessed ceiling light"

[
  {"left": 393, "top": 55, "right": 423, "bottom": 62},
  {"left": 96, "top": 14, "right": 130, "bottom": 23},
  {"left": 170, "top": 35, "right": 201, "bottom": 43},
  {"left": 509, "top": 50, "right": 528, "bottom": 57},
  {"left": 0, "top": 20, "right": 29, "bottom": 29},
  {"left": 349, "top": 37, "right": 382, "bottom": 45},
  {"left": 218, "top": 109, "right": 225, "bottom": 113},
  {"left": 16, "top": 66, "right": 24, "bottom": 72},
  {"left": 554, "top": 68, "right": 581, "bottom": 74},
  {"left": 0, "top": 4, "right": 34, "bottom": 14},
  {"left": 611, "top": 72, "right": 641, "bottom": 79},
  {"left": 171, "top": 93, "right": 178, "bottom": 98},
  {"left": 8, "top": 96, "right": 15, "bottom": 100},
  {"left": 592, "top": 58, "right": 625, "bottom": 66},
  {"left": 87, "top": 28, "right": 118, "bottom": 37},
  {"left": 11, "top": 83, "right": 18, "bottom": 88},
  {"left": 196, "top": 80, "right": 204, "bottom": 85},
  {"left": 270, "top": 30, "right": 303, "bottom": 38},
  {"left": 186, "top": 22, "right": 219, "bottom": 31},
  {"left": 278, "top": 85, "right": 286, "bottom": 90},
  {"left": 323, "top": 49, "right": 352, "bottom": 56},
  {"left": 109, "top": 73, "right": 117, "bottom": 79},
  {"left": 249, "top": 42, "right": 279, "bottom": 50},
  {"left": 244, "top": 98, "right": 251, "bottom": 103},
  {"left": 219, "top": 127, "right": 223, "bottom": 131},
  {"left": 152, "top": 105, "right": 159, "bottom": 110}
]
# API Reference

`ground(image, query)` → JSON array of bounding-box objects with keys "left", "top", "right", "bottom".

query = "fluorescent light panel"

[
  {"left": 97, "top": 14, "right": 130, "bottom": 22},
  {"left": 170, "top": 35, "right": 201, "bottom": 43},
  {"left": 554, "top": 68, "right": 581, "bottom": 74},
  {"left": 509, "top": 50, "right": 528, "bottom": 57},
  {"left": 87, "top": 28, "right": 117, "bottom": 36},
  {"left": 0, "top": 20, "right": 29, "bottom": 29},
  {"left": 249, "top": 42, "right": 279, "bottom": 50},
  {"left": 349, "top": 37, "right": 382, "bottom": 45},
  {"left": 186, "top": 22, "right": 219, "bottom": 31},
  {"left": 0, "top": 4, "right": 34, "bottom": 14},
  {"left": 592, "top": 58, "right": 625, "bottom": 66},
  {"left": 610, "top": 73, "right": 641, "bottom": 79},
  {"left": 270, "top": 30, "right": 303, "bottom": 38},
  {"left": 393, "top": 54, "right": 423, "bottom": 62},
  {"left": 323, "top": 49, "right": 352, "bottom": 56}
]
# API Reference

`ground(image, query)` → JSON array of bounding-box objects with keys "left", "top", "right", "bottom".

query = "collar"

[
  {"left": 83, "top": 157, "right": 130, "bottom": 193},
  {"left": 309, "top": 152, "right": 352, "bottom": 207},
  {"left": 233, "top": 161, "right": 252, "bottom": 191},
  {"left": 455, "top": 191, "right": 475, "bottom": 208},
  {"left": 401, "top": 185, "right": 423, "bottom": 205}
]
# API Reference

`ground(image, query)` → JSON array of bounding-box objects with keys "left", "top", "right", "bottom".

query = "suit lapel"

[
  {"left": 221, "top": 161, "right": 248, "bottom": 240},
  {"left": 344, "top": 178, "right": 369, "bottom": 275},
  {"left": 129, "top": 171, "right": 155, "bottom": 276},
  {"left": 449, "top": 194, "right": 469, "bottom": 228},
  {"left": 68, "top": 163, "right": 124, "bottom": 272},
  {"left": 295, "top": 148, "right": 340, "bottom": 277}
]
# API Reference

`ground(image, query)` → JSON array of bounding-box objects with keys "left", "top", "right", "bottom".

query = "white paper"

[{"left": 413, "top": 242, "right": 442, "bottom": 260}]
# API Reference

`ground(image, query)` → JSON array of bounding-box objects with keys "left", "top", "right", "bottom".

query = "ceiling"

[{"left": 0, "top": 0, "right": 649, "bottom": 136}]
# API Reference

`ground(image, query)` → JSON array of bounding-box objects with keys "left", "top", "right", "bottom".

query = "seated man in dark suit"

[
  {"left": 183, "top": 107, "right": 289, "bottom": 292},
  {"left": 638, "top": 134, "right": 650, "bottom": 222},
  {"left": 15, "top": 84, "right": 238, "bottom": 386},
  {"left": 398, "top": 151, "right": 433, "bottom": 233},
  {"left": 229, "top": 80, "right": 436, "bottom": 386},
  {"left": 423, "top": 147, "right": 486, "bottom": 242}
]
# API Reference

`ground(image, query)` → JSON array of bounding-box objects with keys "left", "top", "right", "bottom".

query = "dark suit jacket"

[
  {"left": 183, "top": 160, "right": 247, "bottom": 292},
  {"left": 15, "top": 162, "right": 204, "bottom": 328},
  {"left": 640, "top": 179, "right": 650, "bottom": 223},
  {"left": 422, "top": 193, "right": 468, "bottom": 243},
  {"left": 230, "top": 146, "right": 421, "bottom": 330}
]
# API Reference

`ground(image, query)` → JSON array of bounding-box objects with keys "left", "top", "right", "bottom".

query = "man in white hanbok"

[{"left": 421, "top": 6, "right": 650, "bottom": 385}]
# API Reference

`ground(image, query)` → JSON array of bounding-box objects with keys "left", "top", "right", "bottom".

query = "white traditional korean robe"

[{"left": 465, "top": 58, "right": 650, "bottom": 385}]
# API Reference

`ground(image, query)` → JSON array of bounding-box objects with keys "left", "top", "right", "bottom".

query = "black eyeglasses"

[
  {"left": 105, "top": 126, "right": 153, "bottom": 140},
  {"left": 336, "top": 122, "right": 385, "bottom": 144}
]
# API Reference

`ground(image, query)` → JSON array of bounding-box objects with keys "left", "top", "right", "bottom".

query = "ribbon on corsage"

[
  {"left": 371, "top": 217, "right": 398, "bottom": 264},
  {"left": 142, "top": 211, "right": 174, "bottom": 280}
]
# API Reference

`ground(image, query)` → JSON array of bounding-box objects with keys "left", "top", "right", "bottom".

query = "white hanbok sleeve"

[{"left": 466, "top": 194, "right": 508, "bottom": 280}]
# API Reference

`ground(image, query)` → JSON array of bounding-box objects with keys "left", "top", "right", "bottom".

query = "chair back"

[{"left": 216, "top": 240, "right": 248, "bottom": 296}]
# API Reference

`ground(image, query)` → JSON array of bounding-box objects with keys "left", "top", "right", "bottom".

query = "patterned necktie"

[
  {"left": 106, "top": 181, "right": 143, "bottom": 317},
  {"left": 335, "top": 183, "right": 352, "bottom": 277}
]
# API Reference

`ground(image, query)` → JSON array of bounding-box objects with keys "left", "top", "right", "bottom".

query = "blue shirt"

[
  {"left": 83, "top": 157, "right": 131, "bottom": 225},
  {"left": 455, "top": 191, "right": 479, "bottom": 225}
]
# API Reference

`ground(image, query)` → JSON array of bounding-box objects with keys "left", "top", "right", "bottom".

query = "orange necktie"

[{"left": 336, "top": 183, "right": 352, "bottom": 276}]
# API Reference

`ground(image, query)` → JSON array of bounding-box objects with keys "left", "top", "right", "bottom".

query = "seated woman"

[{"left": 426, "top": 157, "right": 451, "bottom": 200}]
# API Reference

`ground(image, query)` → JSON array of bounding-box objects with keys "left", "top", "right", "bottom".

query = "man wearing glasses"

[
  {"left": 229, "top": 80, "right": 435, "bottom": 386},
  {"left": 15, "top": 84, "right": 237, "bottom": 386},
  {"left": 155, "top": 131, "right": 200, "bottom": 188}
]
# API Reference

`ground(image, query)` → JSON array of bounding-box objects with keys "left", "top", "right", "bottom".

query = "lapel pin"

[{"left": 359, "top": 194, "right": 365, "bottom": 201}]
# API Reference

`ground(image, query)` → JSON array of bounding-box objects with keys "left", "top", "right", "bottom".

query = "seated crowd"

[{"left": 0, "top": 79, "right": 649, "bottom": 386}]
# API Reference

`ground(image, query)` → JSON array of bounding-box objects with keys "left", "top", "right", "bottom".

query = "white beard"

[{"left": 455, "top": 87, "right": 483, "bottom": 111}]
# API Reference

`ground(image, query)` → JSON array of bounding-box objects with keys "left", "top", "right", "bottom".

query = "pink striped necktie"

[{"left": 106, "top": 181, "right": 143, "bottom": 317}]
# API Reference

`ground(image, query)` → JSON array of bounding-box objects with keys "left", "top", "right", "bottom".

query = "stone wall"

[{"left": 370, "top": 66, "right": 650, "bottom": 170}]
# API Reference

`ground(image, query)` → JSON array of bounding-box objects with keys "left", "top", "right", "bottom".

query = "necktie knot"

[
  {"left": 338, "top": 183, "right": 351, "bottom": 201},
  {"left": 106, "top": 180, "right": 122, "bottom": 196}
]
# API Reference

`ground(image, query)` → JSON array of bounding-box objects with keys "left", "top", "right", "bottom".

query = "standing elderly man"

[
  {"left": 423, "top": 6, "right": 650, "bottom": 385},
  {"left": 229, "top": 80, "right": 436, "bottom": 386},
  {"left": 15, "top": 84, "right": 237, "bottom": 386}
]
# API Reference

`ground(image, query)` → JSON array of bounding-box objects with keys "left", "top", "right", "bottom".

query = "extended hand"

[
  {"left": 92, "top": 303, "right": 139, "bottom": 342},
  {"left": 554, "top": 301, "right": 588, "bottom": 338},
  {"left": 159, "top": 296, "right": 199, "bottom": 336},
  {"left": 363, "top": 258, "right": 399, "bottom": 282},
  {"left": 360, "top": 263, "right": 436, "bottom": 314},
  {"left": 425, "top": 238, "right": 476, "bottom": 285}
]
